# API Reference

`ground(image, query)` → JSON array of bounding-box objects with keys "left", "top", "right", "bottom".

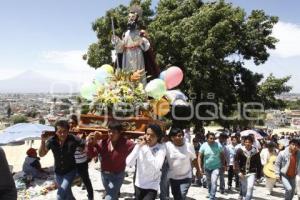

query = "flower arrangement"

[
  {"left": 80, "top": 64, "right": 186, "bottom": 119},
  {"left": 92, "top": 69, "right": 148, "bottom": 116}
]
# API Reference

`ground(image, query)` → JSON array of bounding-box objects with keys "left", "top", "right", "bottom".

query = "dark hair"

[
  {"left": 219, "top": 132, "right": 229, "bottom": 139},
  {"left": 169, "top": 127, "right": 183, "bottom": 137},
  {"left": 289, "top": 139, "right": 299, "bottom": 145},
  {"left": 55, "top": 120, "right": 70, "bottom": 131},
  {"left": 267, "top": 141, "right": 276, "bottom": 149},
  {"left": 206, "top": 132, "right": 215, "bottom": 139},
  {"left": 192, "top": 138, "right": 199, "bottom": 143},
  {"left": 244, "top": 135, "right": 254, "bottom": 143},
  {"left": 231, "top": 135, "right": 238, "bottom": 140},
  {"left": 69, "top": 114, "right": 78, "bottom": 125},
  {"left": 146, "top": 124, "right": 163, "bottom": 142},
  {"left": 108, "top": 121, "right": 123, "bottom": 133}
]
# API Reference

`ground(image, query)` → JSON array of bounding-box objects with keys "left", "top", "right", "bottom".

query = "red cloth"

[
  {"left": 88, "top": 137, "right": 134, "bottom": 173},
  {"left": 287, "top": 153, "right": 297, "bottom": 177}
]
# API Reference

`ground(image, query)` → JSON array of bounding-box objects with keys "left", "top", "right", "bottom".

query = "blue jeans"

[
  {"left": 55, "top": 169, "right": 77, "bottom": 200},
  {"left": 101, "top": 171, "right": 125, "bottom": 200},
  {"left": 160, "top": 159, "right": 170, "bottom": 200},
  {"left": 169, "top": 178, "right": 192, "bottom": 200},
  {"left": 205, "top": 168, "right": 220, "bottom": 200},
  {"left": 281, "top": 175, "right": 296, "bottom": 200},
  {"left": 240, "top": 173, "right": 255, "bottom": 200}
]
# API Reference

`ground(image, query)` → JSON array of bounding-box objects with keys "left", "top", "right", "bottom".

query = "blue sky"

[{"left": 0, "top": 0, "right": 299, "bottom": 92}]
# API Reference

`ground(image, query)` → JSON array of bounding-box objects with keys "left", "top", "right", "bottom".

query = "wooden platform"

[{"left": 78, "top": 114, "right": 166, "bottom": 138}]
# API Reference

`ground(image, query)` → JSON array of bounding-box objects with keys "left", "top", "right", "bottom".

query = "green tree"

[
  {"left": 11, "top": 115, "right": 28, "bottom": 124},
  {"left": 85, "top": 0, "right": 289, "bottom": 128},
  {"left": 6, "top": 104, "right": 12, "bottom": 118},
  {"left": 26, "top": 110, "right": 38, "bottom": 118},
  {"left": 61, "top": 98, "right": 72, "bottom": 105},
  {"left": 258, "top": 74, "right": 292, "bottom": 109},
  {"left": 39, "top": 118, "right": 46, "bottom": 125},
  {"left": 285, "top": 100, "right": 300, "bottom": 110}
]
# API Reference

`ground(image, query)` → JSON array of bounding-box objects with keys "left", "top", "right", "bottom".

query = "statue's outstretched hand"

[{"left": 130, "top": 69, "right": 145, "bottom": 82}]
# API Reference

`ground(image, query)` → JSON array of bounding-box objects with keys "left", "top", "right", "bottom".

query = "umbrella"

[
  {"left": 278, "top": 138, "right": 289, "bottom": 147},
  {"left": 253, "top": 128, "right": 268, "bottom": 137},
  {"left": 0, "top": 123, "right": 55, "bottom": 145},
  {"left": 240, "top": 129, "right": 263, "bottom": 140},
  {"left": 166, "top": 90, "right": 188, "bottom": 105}
]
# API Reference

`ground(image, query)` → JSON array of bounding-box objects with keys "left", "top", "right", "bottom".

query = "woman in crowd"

[
  {"left": 260, "top": 142, "right": 278, "bottom": 195},
  {"left": 165, "top": 127, "right": 199, "bottom": 200},
  {"left": 126, "top": 124, "right": 166, "bottom": 200}
]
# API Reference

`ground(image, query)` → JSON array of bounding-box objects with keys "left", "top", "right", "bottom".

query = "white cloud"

[
  {"left": 39, "top": 50, "right": 97, "bottom": 83},
  {"left": 272, "top": 21, "right": 300, "bottom": 58},
  {"left": 41, "top": 50, "right": 90, "bottom": 71}
]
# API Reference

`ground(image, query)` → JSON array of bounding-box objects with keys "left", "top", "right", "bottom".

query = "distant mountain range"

[{"left": 0, "top": 70, "right": 80, "bottom": 93}]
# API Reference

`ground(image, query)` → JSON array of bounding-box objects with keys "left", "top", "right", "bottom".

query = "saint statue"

[{"left": 113, "top": 5, "right": 160, "bottom": 83}]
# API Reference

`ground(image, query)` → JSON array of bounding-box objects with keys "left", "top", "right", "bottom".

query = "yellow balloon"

[
  {"left": 100, "top": 64, "right": 114, "bottom": 74},
  {"left": 151, "top": 98, "right": 170, "bottom": 116}
]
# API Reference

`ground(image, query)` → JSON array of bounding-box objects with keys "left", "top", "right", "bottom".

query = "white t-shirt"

[
  {"left": 165, "top": 141, "right": 196, "bottom": 180},
  {"left": 74, "top": 147, "right": 88, "bottom": 164},
  {"left": 126, "top": 143, "right": 166, "bottom": 190}
]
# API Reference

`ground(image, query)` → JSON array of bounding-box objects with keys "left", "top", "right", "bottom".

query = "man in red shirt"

[
  {"left": 87, "top": 121, "right": 135, "bottom": 200},
  {"left": 275, "top": 139, "right": 299, "bottom": 200}
]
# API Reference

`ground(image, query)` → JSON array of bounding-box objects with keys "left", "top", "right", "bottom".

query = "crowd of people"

[
  {"left": 3, "top": 114, "right": 300, "bottom": 200},
  {"left": 36, "top": 118, "right": 300, "bottom": 200}
]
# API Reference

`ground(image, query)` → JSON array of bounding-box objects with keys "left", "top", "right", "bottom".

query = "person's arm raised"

[{"left": 39, "top": 132, "right": 49, "bottom": 157}]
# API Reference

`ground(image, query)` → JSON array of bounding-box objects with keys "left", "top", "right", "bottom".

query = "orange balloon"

[{"left": 151, "top": 98, "right": 170, "bottom": 116}]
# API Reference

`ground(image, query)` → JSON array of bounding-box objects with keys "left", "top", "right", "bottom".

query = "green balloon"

[
  {"left": 145, "top": 79, "right": 167, "bottom": 99},
  {"left": 80, "top": 81, "right": 99, "bottom": 100}
]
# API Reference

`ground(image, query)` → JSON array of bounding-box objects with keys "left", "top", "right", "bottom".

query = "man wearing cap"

[
  {"left": 39, "top": 120, "right": 86, "bottom": 200},
  {"left": 87, "top": 121, "right": 134, "bottom": 200}
]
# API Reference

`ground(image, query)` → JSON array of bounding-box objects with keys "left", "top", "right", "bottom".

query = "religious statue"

[{"left": 112, "top": 5, "right": 160, "bottom": 83}]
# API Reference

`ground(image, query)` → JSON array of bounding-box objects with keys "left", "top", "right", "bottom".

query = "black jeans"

[
  {"left": 228, "top": 165, "right": 239, "bottom": 188},
  {"left": 76, "top": 161, "right": 94, "bottom": 200},
  {"left": 135, "top": 186, "right": 157, "bottom": 200},
  {"left": 0, "top": 188, "right": 17, "bottom": 200},
  {"left": 169, "top": 178, "right": 192, "bottom": 200}
]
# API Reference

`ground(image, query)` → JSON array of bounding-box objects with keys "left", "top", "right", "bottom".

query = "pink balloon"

[{"left": 165, "top": 66, "right": 183, "bottom": 89}]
